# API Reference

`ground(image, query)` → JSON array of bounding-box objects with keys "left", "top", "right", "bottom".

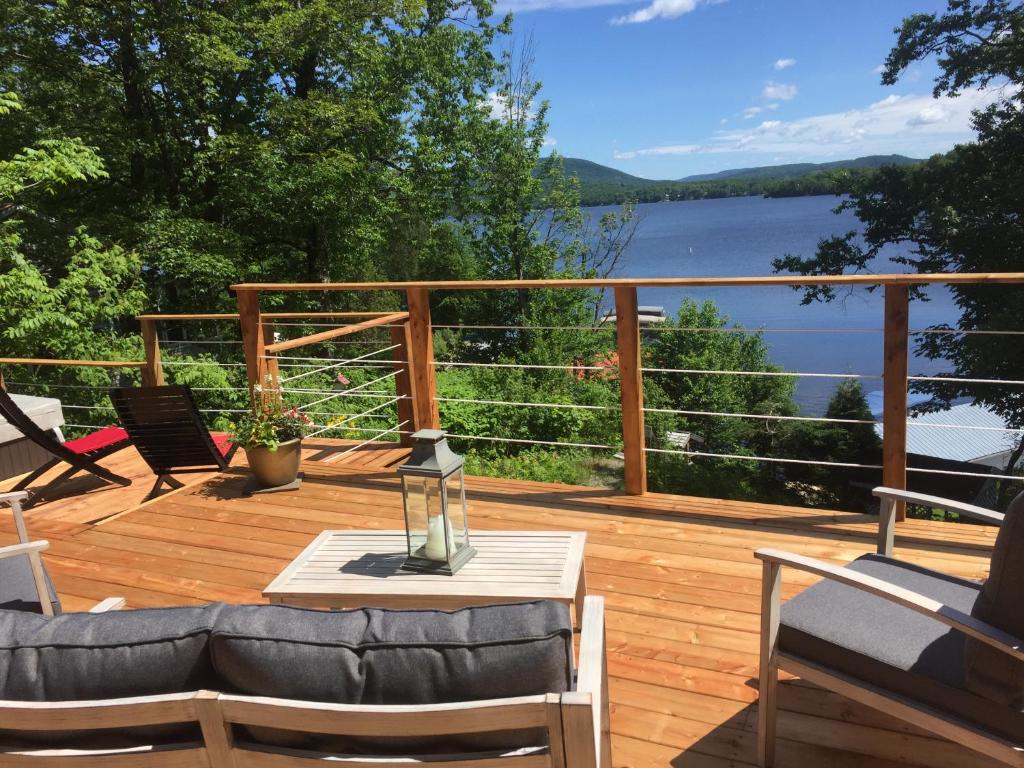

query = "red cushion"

[
  {"left": 211, "top": 432, "right": 234, "bottom": 458},
  {"left": 64, "top": 426, "right": 130, "bottom": 455}
]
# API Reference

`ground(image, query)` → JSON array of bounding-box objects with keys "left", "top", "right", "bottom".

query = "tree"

[
  {"left": 782, "top": 381, "right": 882, "bottom": 511},
  {"left": 772, "top": 0, "right": 1024, "bottom": 493},
  {"left": 0, "top": 92, "right": 146, "bottom": 424},
  {"left": 643, "top": 300, "right": 799, "bottom": 502}
]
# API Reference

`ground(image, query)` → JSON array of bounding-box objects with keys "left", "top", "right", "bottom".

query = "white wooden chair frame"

[
  {"left": 0, "top": 596, "right": 610, "bottom": 768},
  {"left": 1, "top": 491, "right": 126, "bottom": 616},
  {"left": 756, "top": 486, "right": 1023, "bottom": 767}
]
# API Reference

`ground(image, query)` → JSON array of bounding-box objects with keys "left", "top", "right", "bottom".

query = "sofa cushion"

[
  {"left": 0, "top": 604, "right": 223, "bottom": 748},
  {"left": 0, "top": 554, "right": 61, "bottom": 615},
  {"left": 965, "top": 491, "right": 1024, "bottom": 706},
  {"left": 211, "top": 600, "right": 574, "bottom": 753},
  {"left": 0, "top": 603, "right": 222, "bottom": 702},
  {"left": 778, "top": 554, "right": 1024, "bottom": 740}
]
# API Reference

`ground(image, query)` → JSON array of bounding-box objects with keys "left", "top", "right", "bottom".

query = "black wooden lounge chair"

[
  {"left": 0, "top": 388, "right": 131, "bottom": 506},
  {"left": 109, "top": 385, "right": 237, "bottom": 500}
]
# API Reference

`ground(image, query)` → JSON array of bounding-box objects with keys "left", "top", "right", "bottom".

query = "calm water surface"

[{"left": 587, "top": 195, "right": 956, "bottom": 414}]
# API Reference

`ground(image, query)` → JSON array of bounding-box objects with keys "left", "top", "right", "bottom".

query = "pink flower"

[{"left": 336, "top": 374, "right": 351, "bottom": 386}]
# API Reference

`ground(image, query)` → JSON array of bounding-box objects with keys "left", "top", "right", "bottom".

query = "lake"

[{"left": 587, "top": 194, "right": 956, "bottom": 415}]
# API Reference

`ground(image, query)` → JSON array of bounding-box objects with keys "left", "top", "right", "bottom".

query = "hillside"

[
  {"left": 561, "top": 158, "right": 654, "bottom": 185},
  {"left": 550, "top": 154, "right": 925, "bottom": 207},
  {"left": 678, "top": 154, "right": 921, "bottom": 182}
]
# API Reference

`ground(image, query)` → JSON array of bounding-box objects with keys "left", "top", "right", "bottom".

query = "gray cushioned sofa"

[{"left": 0, "top": 597, "right": 610, "bottom": 768}]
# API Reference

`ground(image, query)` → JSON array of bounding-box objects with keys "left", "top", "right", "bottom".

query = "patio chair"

[
  {"left": 0, "top": 388, "right": 131, "bottom": 506},
  {"left": 0, "top": 490, "right": 125, "bottom": 615},
  {"left": 755, "top": 486, "right": 1024, "bottom": 767},
  {"left": 109, "top": 385, "right": 237, "bottom": 500}
]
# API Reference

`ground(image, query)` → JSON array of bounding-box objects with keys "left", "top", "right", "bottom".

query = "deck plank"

[{"left": 0, "top": 440, "right": 999, "bottom": 768}]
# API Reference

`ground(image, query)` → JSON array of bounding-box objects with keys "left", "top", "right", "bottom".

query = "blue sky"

[{"left": 492, "top": 0, "right": 995, "bottom": 179}]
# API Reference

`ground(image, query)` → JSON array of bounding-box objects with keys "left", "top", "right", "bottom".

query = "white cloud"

[
  {"left": 496, "top": 0, "right": 631, "bottom": 10},
  {"left": 610, "top": 0, "right": 717, "bottom": 25},
  {"left": 906, "top": 104, "right": 946, "bottom": 126},
  {"left": 613, "top": 88, "right": 1001, "bottom": 161},
  {"left": 762, "top": 81, "right": 798, "bottom": 101},
  {"left": 743, "top": 103, "right": 778, "bottom": 119},
  {"left": 873, "top": 64, "right": 887, "bottom": 75},
  {"left": 481, "top": 90, "right": 536, "bottom": 121},
  {"left": 773, "top": 58, "right": 796, "bottom": 71},
  {"left": 614, "top": 143, "right": 701, "bottom": 160},
  {"left": 543, "top": 137, "right": 558, "bottom": 147}
]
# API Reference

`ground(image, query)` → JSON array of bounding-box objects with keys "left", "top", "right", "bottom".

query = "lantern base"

[{"left": 401, "top": 545, "right": 477, "bottom": 576}]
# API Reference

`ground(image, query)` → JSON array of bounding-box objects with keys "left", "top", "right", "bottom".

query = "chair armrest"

[
  {"left": 89, "top": 597, "right": 127, "bottom": 613},
  {"left": 872, "top": 486, "right": 1002, "bottom": 557},
  {"left": 0, "top": 540, "right": 48, "bottom": 560},
  {"left": 0, "top": 491, "right": 29, "bottom": 505},
  {"left": 755, "top": 548, "right": 1024, "bottom": 663},
  {"left": 874, "top": 487, "right": 1004, "bottom": 525}
]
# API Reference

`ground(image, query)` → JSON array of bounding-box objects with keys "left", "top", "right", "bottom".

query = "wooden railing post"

[
  {"left": 614, "top": 287, "right": 647, "bottom": 495},
  {"left": 261, "top": 320, "right": 280, "bottom": 393},
  {"left": 140, "top": 318, "right": 165, "bottom": 387},
  {"left": 236, "top": 289, "right": 268, "bottom": 395},
  {"left": 390, "top": 320, "right": 419, "bottom": 445},
  {"left": 883, "top": 284, "right": 910, "bottom": 521},
  {"left": 406, "top": 288, "right": 439, "bottom": 430}
]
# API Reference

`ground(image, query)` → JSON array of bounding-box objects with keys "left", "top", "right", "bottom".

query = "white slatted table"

[{"left": 263, "top": 530, "right": 588, "bottom": 625}]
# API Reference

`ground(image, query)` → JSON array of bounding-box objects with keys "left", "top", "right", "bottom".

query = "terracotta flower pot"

[{"left": 244, "top": 438, "right": 302, "bottom": 488}]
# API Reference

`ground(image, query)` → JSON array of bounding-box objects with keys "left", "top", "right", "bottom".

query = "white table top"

[{"left": 263, "top": 530, "right": 587, "bottom": 607}]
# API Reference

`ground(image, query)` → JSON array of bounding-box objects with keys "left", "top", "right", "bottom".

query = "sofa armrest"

[
  {"left": 0, "top": 491, "right": 30, "bottom": 505},
  {"left": 0, "top": 539, "right": 53, "bottom": 616},
  {"left": 0, "top": 490, "right": 31, "bottom": 543},
  {"left": 0, "top": 539, "right": 48, "bottom": 560},
  {"left": 873, "top": 486, "right": 1002, "bottom": 556},
  {"left": 89, "top": 597, "right": 127, "bottom": 613},
  {"left": 561, "top": 596, "right": 609, "bottom": 768},
  {"left": 755, "top": 548, "right": 1024, "bottom": 663}
]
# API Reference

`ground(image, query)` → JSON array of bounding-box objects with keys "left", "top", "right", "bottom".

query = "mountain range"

[{"left": 560, "top": 154, "right": 922, "bottom": 186}]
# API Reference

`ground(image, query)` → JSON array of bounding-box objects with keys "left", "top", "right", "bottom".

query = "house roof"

[{"left": 874, "top": 402, "right": 1021, "bottom": 464}]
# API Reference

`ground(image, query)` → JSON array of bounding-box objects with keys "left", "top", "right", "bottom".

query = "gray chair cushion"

[
  {"left": 779, "top": 553, "right": 1024, "bottom": 740},
  {"left": 211, "top": 600, "right": 574, "bottom": 754},
  {"left": 965, "top": 491, "right": 1024, "bottom": 706},
  {"left": 0, "top": 554, "right": 60, "bottom": 615}
]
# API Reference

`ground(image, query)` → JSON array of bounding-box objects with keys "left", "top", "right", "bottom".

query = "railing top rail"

[
  {"left": 264, "top": 312, "right": 409, "bottom": 355},
  {"left": 0, "top": 358, "right": 145, "bottom": 368},
  {"left": 136, "top": 312, "right": 397, "bottom": 321},
  {"left": 229, "top": 272, "right": 1024, "bottom": 293}
]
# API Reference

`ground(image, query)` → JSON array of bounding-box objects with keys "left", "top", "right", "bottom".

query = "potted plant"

[{"left": 230, "top": 385, "right": 312, "bottom": 488}]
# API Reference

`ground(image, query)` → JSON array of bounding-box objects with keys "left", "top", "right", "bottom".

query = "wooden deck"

[{"left": 0, "top": 441, "right": 1000, "bottom": 768}]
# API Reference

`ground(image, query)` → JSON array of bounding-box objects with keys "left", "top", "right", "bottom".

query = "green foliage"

[
  {"left": 437, "top": 364, "right": 619, "bottom": 454},
  {"left": 0, "top": 97, "right": 147, "bottom": 430},
  {"left": 229, "top": 389, "right": 313, "bottom": 450},
  {"left": 642, "top": 300, "right": 798, "bottom": 500},
  {"left": 464, "top": 448, "right": 595, "bottom": 485},
  {"left": 781, "top": 381, "right": 882, "bottom": 510}
]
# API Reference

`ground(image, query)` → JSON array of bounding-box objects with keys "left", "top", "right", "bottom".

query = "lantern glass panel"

[
  {"left": 402, "top": 475, "right": 446, "bottom": 561},
  {"left": 444, "top": 469, "right": 470, "bottom": 551}
]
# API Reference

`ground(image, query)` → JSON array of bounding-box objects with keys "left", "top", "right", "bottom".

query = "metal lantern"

[{"left": 398, "top": 429, "right": 476, "bottom": 575}]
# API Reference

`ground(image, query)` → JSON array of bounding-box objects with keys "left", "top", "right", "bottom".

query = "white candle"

[{"left": 424, "top": 514, "right": 455, "bottom": 561}]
